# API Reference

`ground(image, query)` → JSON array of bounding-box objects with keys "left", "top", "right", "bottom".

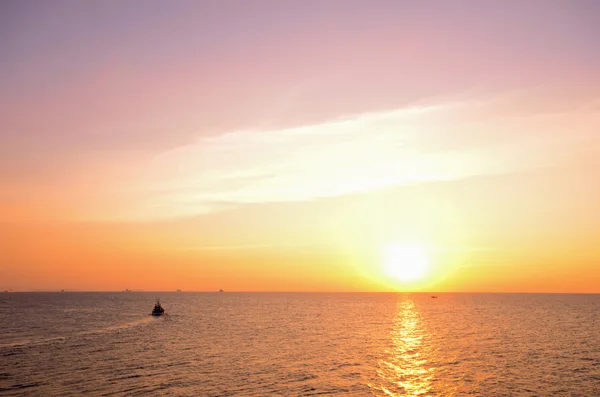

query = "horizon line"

[{"left": 3, "top": 290, "right": 599, "bottom": 294}]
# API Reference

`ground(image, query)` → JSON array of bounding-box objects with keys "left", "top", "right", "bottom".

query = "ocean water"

[{"left": 0, "top": 293, "right": 598, "bottom": 396}]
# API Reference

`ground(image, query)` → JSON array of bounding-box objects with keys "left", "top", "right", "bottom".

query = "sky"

[{"left": 1, "top": 0, "right": 599, "bottom": 292}]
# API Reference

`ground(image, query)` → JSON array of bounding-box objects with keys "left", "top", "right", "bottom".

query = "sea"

[{"left": 0, "top": 292, "right": 598, "bottom": 396}]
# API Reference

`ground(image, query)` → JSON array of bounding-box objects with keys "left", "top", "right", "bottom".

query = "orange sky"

[{"left": 1, "top": 1, "right": 599, "bottom": 292}]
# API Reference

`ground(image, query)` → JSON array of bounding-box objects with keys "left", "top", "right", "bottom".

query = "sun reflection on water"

[{"left": 370, "top": 297, "right": 434, "bottom": 396}]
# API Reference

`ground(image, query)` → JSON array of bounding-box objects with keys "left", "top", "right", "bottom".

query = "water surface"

[{"left": 1, "top": 293, "right": 598, "bottom": 396}]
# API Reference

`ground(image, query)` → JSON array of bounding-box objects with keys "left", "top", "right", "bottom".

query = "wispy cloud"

[
  {"left": 179, "top": 242, "right": 330, "bottom": 252},
  {"left": 122, "top": 93, "right": 599, "bottom": 220}
]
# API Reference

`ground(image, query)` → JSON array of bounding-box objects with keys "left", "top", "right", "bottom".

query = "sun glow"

[{"left": 384, "top": 243, "right": 430, "bottom": 282}]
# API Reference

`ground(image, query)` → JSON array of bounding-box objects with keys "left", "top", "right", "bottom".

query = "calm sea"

[{"left": 0, "top": 293, "right": 598, "bottom": 396}]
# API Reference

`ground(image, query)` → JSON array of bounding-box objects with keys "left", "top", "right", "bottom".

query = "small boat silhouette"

[
  {"left": 219, "top": 289, "right": 224, "bottom": 293},
  {"left": 431, "top": 295, "right": 438, "bottom": 298},
  {"left": 151, "top": 299, "right": 165, "bottom": 316}
]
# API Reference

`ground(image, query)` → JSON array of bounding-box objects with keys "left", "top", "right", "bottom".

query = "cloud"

[
  {"left": 120, "top": 93, "right": 600, "bottom": 220},
  {"left": 179, "top": 242, "right": 330, "bottom": 252}
]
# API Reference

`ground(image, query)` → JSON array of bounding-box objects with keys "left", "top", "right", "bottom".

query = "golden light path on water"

[{"left": 370, "top": 298, "right": 436, "bottom": 397}]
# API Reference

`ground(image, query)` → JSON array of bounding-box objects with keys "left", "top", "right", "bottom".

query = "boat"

[
  {"left": 151, "top": 299, "right": 165, "bottom": 316},
  {"left": 219, "top": 289, "right": 224, "bottom": 293},
  {"left": 431, "top": 295, "right": 438, "bottom": 298},
  {"left": 176, "top": 289, "right": 182, "bottom": 292}
]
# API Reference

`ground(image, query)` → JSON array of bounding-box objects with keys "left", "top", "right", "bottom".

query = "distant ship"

[
  {"left": 151, "top": 299, "right": 165, "bottom": 316},
  {"left": 431, "top": 296, "right": 438, "bottom": 299},
  {"left": 176, "top": 289, "right": 182, "bottom": 292},
  {"left": 3, "top": 289, "right": 12, "bottom": 293},
  {"left": 219, "top": 289, "right": 224, "bottom": 293},
  {"left": 124, "top": 289, "right": 132, "bottom": 292},
  {"left": 60, "top": 289, "right": 65, "bottom": 293}
]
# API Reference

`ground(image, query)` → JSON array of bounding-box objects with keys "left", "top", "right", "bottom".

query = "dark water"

[{"left": 0, "top": 293, "right": 598, "bottom": 396}]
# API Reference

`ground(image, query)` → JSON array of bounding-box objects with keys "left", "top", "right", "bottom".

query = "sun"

[{"left": 383, "top": 243, "right": 429, "bottom": 281}]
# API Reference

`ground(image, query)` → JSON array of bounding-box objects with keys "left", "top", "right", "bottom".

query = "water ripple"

[{"left": 0, "top": 293, "right": 598, "bottom": 396}]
